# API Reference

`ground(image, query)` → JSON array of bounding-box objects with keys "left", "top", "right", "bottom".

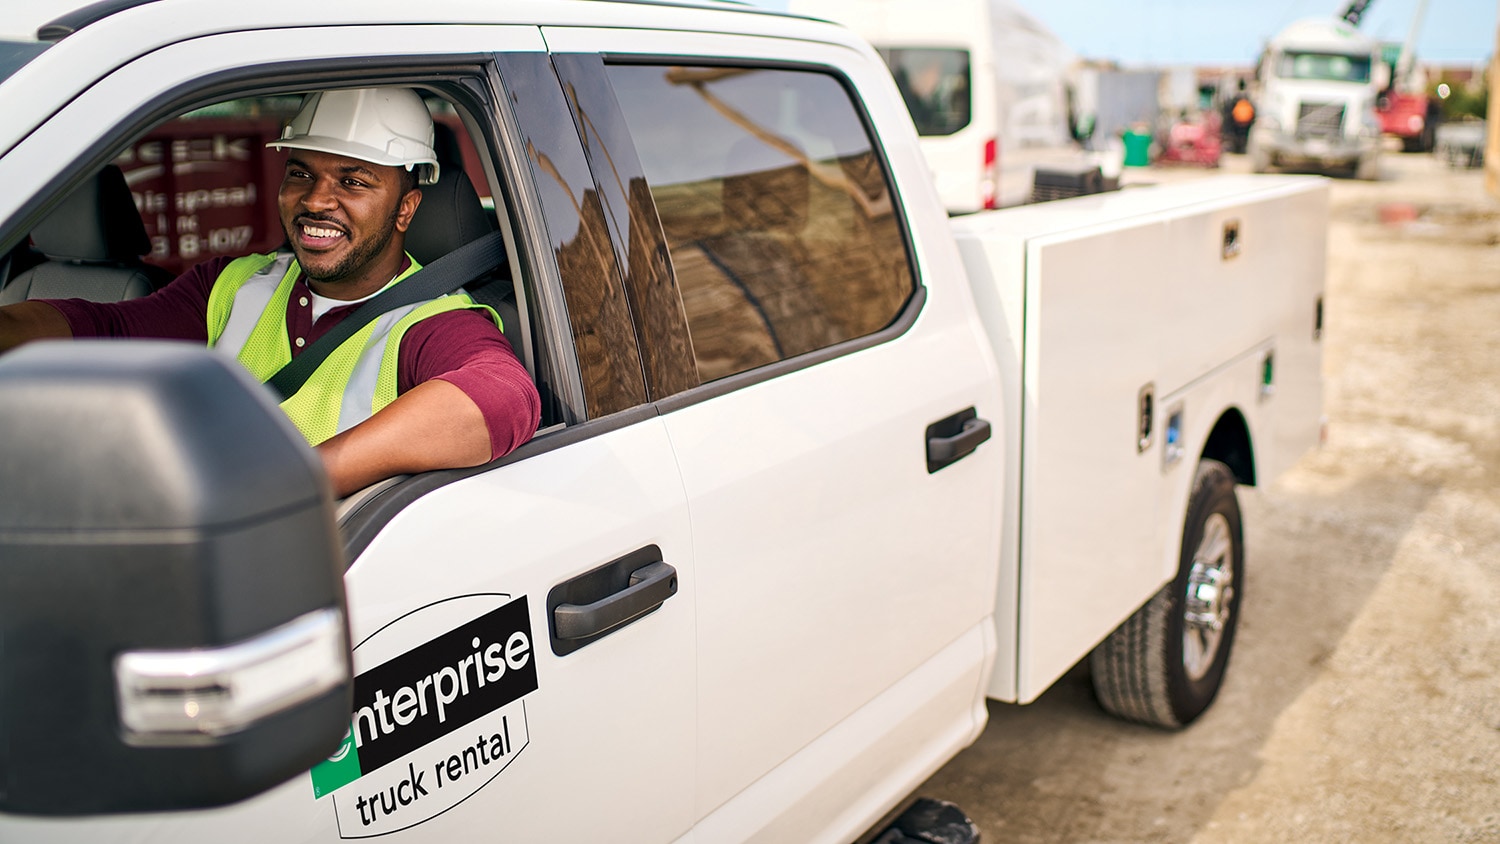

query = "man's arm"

[
  {"left": 0, "top": 302, "right": 72, "bottom": 353},
  {"left": 319, "top": 307, "right": 541, "bottom": 497},
  {"left": 316, "top": 378, "right": 491, "bottom": 497}
]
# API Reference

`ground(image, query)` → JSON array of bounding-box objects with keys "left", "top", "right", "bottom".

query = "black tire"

[{"left": 1089, "top": 459, "right": 1244, "bottom": 729}]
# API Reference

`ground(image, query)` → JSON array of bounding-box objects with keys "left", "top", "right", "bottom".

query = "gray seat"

[
  {"left": 0, "top": 165, "right": 166, "bottom": 305},
  {"left": 402, "top": 128, "right": 519, "bottom": 352},
  {"left": 403, "top": 164, "right": 496, "bottom": 267}
]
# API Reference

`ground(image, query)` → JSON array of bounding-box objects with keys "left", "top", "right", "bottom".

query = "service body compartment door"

[
  {"left": 552, "top": 27, "right": 1006, "bottom": 837},
  {"left": 953, "top": 176, "right": 1327, "bottom": 703}
]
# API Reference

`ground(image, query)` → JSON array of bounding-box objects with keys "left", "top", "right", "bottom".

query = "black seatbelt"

[{"left": 264, "top": 230, "right": 508, "bottom": 401}]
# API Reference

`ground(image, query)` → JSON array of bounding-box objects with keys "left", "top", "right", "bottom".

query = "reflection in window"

[{"left": 606, "top": 64, "right": 914, "bottom": 382}]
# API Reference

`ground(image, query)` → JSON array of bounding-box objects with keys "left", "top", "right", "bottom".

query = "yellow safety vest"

[{"left": 206, "top": 252, "right": 498, "bottom": 445}]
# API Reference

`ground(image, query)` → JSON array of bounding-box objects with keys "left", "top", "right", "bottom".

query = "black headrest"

[
  {"left": 31, "top": 165, "right": 151, "bottom": 262},
  {"left": 432, "top": 119, "right": 467, "bottom": 171},
  {"left": 403, "top": 168, "right": 494, "bottom": 267}
]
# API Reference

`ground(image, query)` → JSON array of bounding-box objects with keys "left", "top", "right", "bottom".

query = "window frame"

[
  {"left": 490, "top": 51, "right": 649, "bottom": 424},
  {"left": 0, "top": 50, "right": 624, "bottom": 554},
  {"left": 551, "top": 51, "right": 702, "bottom": 403}
]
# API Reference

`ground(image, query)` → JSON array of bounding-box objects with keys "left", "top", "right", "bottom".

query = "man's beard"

[{"left": 292, "top": 201, "right": 402, "bottom": 286}]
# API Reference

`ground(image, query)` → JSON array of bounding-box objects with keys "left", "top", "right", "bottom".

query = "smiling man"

[{"left": 0, "top": 87, "right": 541, "bottom": 496}]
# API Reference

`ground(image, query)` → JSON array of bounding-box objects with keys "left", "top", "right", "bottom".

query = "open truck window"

[
  {"left": 1, "top": 81, "right": 549, "bottom": 428},
  {"left": 109, "top": 95, "right": 499, "bottom": 275}
]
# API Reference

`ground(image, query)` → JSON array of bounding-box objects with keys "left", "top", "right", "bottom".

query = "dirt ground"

[{"left": 920, "top": 149, "right": 1500, "bottom": 843}]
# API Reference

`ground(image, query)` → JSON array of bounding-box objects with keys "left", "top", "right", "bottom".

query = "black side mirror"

[{"left": 0, "top": 341, "right": 352, "bottom": 815}]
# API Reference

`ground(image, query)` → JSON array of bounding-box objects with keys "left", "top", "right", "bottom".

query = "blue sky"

[{"left": 750, "top": 0, "right": 1498, "bottom": 66}]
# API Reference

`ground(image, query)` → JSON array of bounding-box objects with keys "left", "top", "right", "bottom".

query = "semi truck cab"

[{"left": 1249, "top": 17, "right": 1388, "bottom": 179}]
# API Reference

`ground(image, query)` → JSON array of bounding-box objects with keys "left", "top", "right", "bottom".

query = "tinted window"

[
  {"left": 606, "top": 65, "right": 914, "bottom": 382},
  {"left": 877, "top": 48, "right": 972, "bottom": 136}
]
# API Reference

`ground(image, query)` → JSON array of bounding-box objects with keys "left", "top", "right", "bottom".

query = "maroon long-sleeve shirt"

[{"left": 45, "top": 255, "right": 541, "bottom": 460}]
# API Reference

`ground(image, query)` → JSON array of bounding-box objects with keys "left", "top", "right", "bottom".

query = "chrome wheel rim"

[{"left": 1182, "top": 513, "right": 1234, "bottom": 682}]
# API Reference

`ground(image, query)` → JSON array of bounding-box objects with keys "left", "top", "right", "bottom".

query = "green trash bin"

[{"left": 1122, "top": 129, "right": 1152, "bottom": 167}]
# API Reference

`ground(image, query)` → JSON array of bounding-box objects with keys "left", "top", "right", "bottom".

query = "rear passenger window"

[{"left": 605, "top": 64, "right": 914, "bottom": 382}]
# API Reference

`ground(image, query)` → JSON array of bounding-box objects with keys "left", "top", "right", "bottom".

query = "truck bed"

[{"left": 950, "top": 176, "right": 1328, "bottom": 702}]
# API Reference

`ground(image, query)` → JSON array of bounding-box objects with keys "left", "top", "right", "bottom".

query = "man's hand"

[
  {"left": 0, "top": 302, "right": 72, "bottom": 353},
  {"left": 316, "top": 378, "right": 492, "bottom": 498}
]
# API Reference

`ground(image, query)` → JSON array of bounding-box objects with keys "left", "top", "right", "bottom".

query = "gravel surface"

[{"left": 920, "top": 149, "right": 1500, "bottom": 843}]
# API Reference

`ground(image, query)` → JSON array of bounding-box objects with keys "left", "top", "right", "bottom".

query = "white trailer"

[{"left": 788, "top": 0, "right": 1074, "bottom": 213}]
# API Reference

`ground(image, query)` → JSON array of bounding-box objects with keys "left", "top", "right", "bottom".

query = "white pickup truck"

[{"left": 0, "top": 1, "right": 1326, "bottom": 842}]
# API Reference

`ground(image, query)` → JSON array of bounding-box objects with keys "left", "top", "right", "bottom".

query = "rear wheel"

[{"left": 1089, "top": 459, "right": 1244, "bottom": 728}]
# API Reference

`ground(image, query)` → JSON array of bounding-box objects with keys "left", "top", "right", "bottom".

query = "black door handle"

[
  {"left": 555, "top": 562, "right": 676, "bottom": 640},
  {"left": 547, "top": 546, "right": 678, "bottom": 656},
  {"left": 926, "top": 408, "right": 992, "bottom": 473}
]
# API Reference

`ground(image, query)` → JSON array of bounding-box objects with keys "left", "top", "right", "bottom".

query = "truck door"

[
  {"left": 0, "top": 24, "right": 697, "bottom": 844},
  {"left": 541, "top": 28, "right": 1006, "bottom": 833}
]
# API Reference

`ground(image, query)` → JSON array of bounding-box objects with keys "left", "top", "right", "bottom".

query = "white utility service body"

[
  {"left": 952, "top": 176, "right": 1326, "bottom": 702},
  {"left": 0, "top": 2, "right": 1325, "bottom": 842}
]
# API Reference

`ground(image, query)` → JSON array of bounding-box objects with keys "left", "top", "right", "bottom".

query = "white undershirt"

[
  {"left": 307, "top": 274, "right": 400, "bottom": 323},
  {"left": 309, "top": 285, "right": 383, "bottom": 323}
]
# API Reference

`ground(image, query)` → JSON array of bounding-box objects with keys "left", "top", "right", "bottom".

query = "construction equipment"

[{"left": 1374, "top": 0, "right": 1440, "bottom": 152}]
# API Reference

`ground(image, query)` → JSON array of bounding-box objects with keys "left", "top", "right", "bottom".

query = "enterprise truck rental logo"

[{"left": 311, "top": 595, "right": 538, "bottom": 838}]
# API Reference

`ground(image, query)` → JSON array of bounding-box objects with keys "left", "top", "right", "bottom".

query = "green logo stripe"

[{"left": 311, "top": 725, "right": 363, "bottom": 798}]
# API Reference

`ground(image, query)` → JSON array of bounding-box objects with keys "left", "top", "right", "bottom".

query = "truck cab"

[{"left": 1249, "top": 17, "right": 1387, "bottom": 179}]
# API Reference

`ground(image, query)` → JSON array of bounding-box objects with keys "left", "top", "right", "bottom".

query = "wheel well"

[{"left": 1201, "top": 409, "right": 1255, "bottom": 486}]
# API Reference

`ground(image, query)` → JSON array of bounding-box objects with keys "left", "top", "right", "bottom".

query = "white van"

[{"left": 789, "top": 0, "right": 1072, "bottom": 213}]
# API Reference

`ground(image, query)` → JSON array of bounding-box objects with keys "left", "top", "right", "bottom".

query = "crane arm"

[
  {"left": 1394, "top": 0, "right": 1431, "bottom": 85},
  {"left": 1339, "top": 0, "right": 1374, "bottom": 26}
]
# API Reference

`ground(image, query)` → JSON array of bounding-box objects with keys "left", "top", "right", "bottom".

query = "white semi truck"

[
  {"left": 1249, "top": 16, "right": 1389, "bottom": 179},
  {"left": 0, "top": 1, "right": 1326, "bottom": 841}
]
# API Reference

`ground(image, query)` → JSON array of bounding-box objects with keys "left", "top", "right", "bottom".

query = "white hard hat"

[{"left": 268, "top": 87, "right": 440, "bottom": 186}]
